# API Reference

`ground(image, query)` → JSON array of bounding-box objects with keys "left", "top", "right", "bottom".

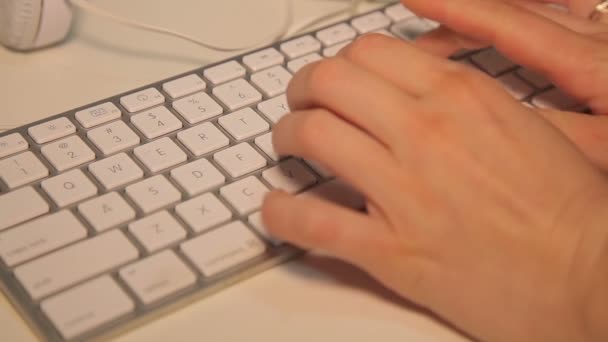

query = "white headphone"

[{"left": 0, "top": 0, "right": 72, "bottom": 51}]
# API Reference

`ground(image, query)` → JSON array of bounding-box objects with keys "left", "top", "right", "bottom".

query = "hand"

[
  {"left": 406, "top": 0, "right": 608, "bottom": 170},
  {"left": 262, "top": 34, "right": 608, "bottom": 341}
]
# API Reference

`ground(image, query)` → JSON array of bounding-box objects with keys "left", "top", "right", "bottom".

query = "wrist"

[
  {"left": 583, "top": 273, "right": 608, "bottom": 341},
  {"left": 571, "top": 193, "right": 608, "bottom": 341}
]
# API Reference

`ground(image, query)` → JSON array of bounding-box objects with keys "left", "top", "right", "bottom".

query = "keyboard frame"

[
  {"left": 0, "top": 1, "right": 569, "bottom": 340},
  {"left": 0, "top": 3, "right": 421, "bottom": 341}
]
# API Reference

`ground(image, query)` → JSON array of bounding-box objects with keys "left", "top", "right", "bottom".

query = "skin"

[{"left": 261, "top": 0, "right": 608, "bottom": 341}]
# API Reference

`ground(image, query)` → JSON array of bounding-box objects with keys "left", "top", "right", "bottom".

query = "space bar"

[{"left": 14, "top": 230, "right": 139, "bottom": 300}]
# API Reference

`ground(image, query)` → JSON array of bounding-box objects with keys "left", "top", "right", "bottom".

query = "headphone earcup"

[
  {"left": 0, "top": 0, "right": 43, "bottom": 50},
  {"left": 0, "top": 0, "right": 72, "bottom": 51}
]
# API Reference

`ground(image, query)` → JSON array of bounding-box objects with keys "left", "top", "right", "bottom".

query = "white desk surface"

[{"left": 0, "top": 1, "right": 467, "bottom": 341}]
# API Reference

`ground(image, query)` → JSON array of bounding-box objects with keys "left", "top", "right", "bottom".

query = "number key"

[
  {"left": 41, "top": 135, "right": 95, "bottom": 172},
  {"left": 0, "top": 151, "right": 49, "bottom": 189},
  {"left": 212, "top": 79, "right": 262, "bottom": 111},
  {"left": 87, "top": 120, "right": 140, "bottom": 156}
]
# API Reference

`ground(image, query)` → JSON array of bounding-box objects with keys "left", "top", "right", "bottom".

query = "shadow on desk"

[{"left": 288, "top": 253, "right": 474, "bottom": 341}]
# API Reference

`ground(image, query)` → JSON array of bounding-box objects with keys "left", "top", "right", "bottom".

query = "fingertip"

[{"left": 261, "top": 190, "right": 293, "bottom": 235}]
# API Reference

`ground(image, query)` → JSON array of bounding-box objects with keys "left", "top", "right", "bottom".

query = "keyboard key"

[
  {"left": 385, "top": 3, "right": 415, "bottom": 22},
  {"left": 242, "top": 47, "right": 284, "bottom": 72},
  {"left": 213, "top": 143, "right": 267, "bottom": 178},
  {"left": 516, "top": 68, "right": 552, "bottom": 89},
  {"left": 0, "top": 186, "right": 49, "bottom": 231},
  {"left": 323, "top": 40, "right": 352, "bottom": 57},
  {"left": 176, "top": 122, "right": 229, "bottom": 156},
  {"left": 262, "top": 159, "right": 317, "bottom": 194},
  {"left": 120, "top": 88, "right": 165, "bottom": 113},
  {"left": 75, "top": 102, "right": 122, "bottom": 129},
  {"left": 175, "top": 193, "right": 232, "bottom": 233},
  {"left": 0, "top": 151, "right": 49, "bottom": 189},
  {"left": 87, "top": 120, "right": 140, "bottom": 156},
  {"left": 119, "top": 250, "right": 196, "bottom": 305},
  {"left": 162, "top": 74, "right": 206, "bottom": 99},
  {"left": 88, "top": 153, "right": 144, "bottom": 190},
  {"left": 126, "top": 175, "right": 181, "bottom": 214},
  {"left": 133, "top": 137, "right": 187, "bottom": 173},
  {"left": 170, "top": 159, "right": 225, "bottom": 196},
  {"left": 172, "top": 92, "right": 223, "bottom": 125},
  {"left": 128, "top": 211, "right": 187, "bottom": 253},
  {"left": 305, "top": 159, "right": 334, "bottom": 179},
  {"left": 373, "top": 29, "right": 394, "bottom": 37},
  {"left": 15, "top": 229, "right": 139, "bottom": 300},
  {"left": 351, "top": 11, "right": 391, "bottom": 33},
  {"left": 28, "top": 117, "right": 76, "bottom": 144},
  {"left": 131, "top": 106, "right": 183, "bottom": 139},
  {"left": 316, "top": 23, "right": 357, "bottom": 47},
  {"left": 0, "top": 133, "right": 28, "bottom": 158},
  {"left": 78, "top": 192, "right": 136, "bottom": 232},
  {"left": 218, "top": 107, "right": 270, "bottom": 141},
  {"left": 203, "top": 60, "right": 247, "bottom": 85},
  {"left": 497, "top": 73, "right": 535, "bottom": 100},
  {"left": 287, "top": 53, "right": 323, "bottom": 73},
  {"left": 531, "top": 88, "right": 584, "bottom": 111},
  {"left": 220, "top": 176, "right": 269, "bottom": 215},
  {"left": 300, "top": 178, "right": 365, "bottom": 210},
  {"left": 254, "top": 132, "right": 279, "bottom": 161},
  {"left": 0, "top": 211, "right": 87, "bottom": 267},
  {"left": 41, "top": 169, "right": 97, "bottom": 207},
  {"left": 251, "top": 65, "right": 292, "bottom": 97},
  {"left": 471, "top": 49, "right": 515, "bottom": 76},
  {"left": 41, "top": 276, "right": 134, "bottom": 340},
  {"left": 212, "top": 78, "right": 262, "bottom": 111},
  {"left": 280, "top": 35, "right": 321, "bottom": 59},
  {"left": 424, "top": 19, "right": 441, "bottom": 29},
  {"left": 41, "top": 135, "right": 95, "bottom": 172},
  {"left": 180, "top": 221, "right": 266, "bottom": 277},
  {"left": 248, "top": 211, "right": 282, "bottom": 245},
  {"left": 390, "top": 17, "right": 433, "bottom": 41},
  {"left": 257, "top": 95, "right": 290, "bottom": 124}
]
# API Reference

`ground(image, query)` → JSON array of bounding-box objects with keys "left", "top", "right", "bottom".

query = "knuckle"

[
  {"left": 342, "top": 33, "right": 392, "bottom": 61},
  {"left": 432, "top": 64, "right": 488, "bottom": 101},
  {"left": 292, "top": 110, "right": 331, "bottom": 154},
  {"left": 301, "top": 212, "right": 342, "bottom": 247},
  {"left": 306, "top": 58, "right": 346, "bottom": 93}
]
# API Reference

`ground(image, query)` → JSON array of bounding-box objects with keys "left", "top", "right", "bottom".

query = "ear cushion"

[{"left": 0, "top": 0, "right": 43, "bottom": 50}]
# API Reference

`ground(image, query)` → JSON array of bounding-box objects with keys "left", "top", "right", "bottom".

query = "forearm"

[
  {"left": 583, "top": 247, "right": 608, "bottom": 341},
  {"left": 574, "top": 204, "right": 608, "bottom": 341}
]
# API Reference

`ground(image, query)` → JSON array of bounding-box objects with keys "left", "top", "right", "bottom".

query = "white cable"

[
  {"left": 68, "top": 0, "right": 295, "bottom": 52},
  {"left": 288, "top": 0, "right": 364, "bottom": 36}
]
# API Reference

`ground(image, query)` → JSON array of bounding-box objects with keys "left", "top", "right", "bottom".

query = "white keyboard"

[{"left": 0, "top": 3, "right": 583, "bottom": 341}]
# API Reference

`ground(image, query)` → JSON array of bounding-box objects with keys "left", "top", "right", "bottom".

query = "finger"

[
  {"left": 399, "top": 0, "right": 598, "bottom": 78},
  {"left": 273, "top": 108, "right": 403, "bottom": 206},
  {"left": 413, "top": 1, "right": 607, "bottom": 57},
  {"left": 512, "top": 0, "right": 606, "bottom": 33},
  {"left": 262, "top": 190, "right": 395, "bottom": 267},
  {"left": 286, "top": 56, "right": 418, "bottom": 146},
  {"left": 566, "top": 0, "right": 603, "bottom": 17},
  {"left": 335, "top": 34, "right": 461, "bottom": 97},
  {"left": 536, "top": 109, "right": 608, "bottom": 171},
  {"left": 413, "top": 25, "right": 487, "bottom": 57}
]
